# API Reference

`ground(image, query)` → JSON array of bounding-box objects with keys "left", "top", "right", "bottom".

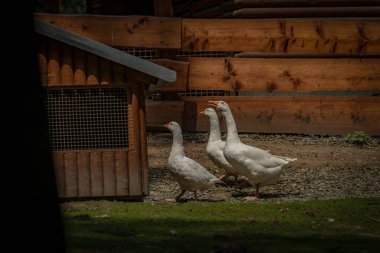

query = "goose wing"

[
  {"left": 169, "top": 155, "right": 218, "bottom": 182},
  {"left": 236, "top": 143, "right": 290, "bottom": 168}
]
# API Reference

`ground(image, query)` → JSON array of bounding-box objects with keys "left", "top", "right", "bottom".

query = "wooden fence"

[{"left": 35, "top": 13, "right": 380, "bottom": 135}]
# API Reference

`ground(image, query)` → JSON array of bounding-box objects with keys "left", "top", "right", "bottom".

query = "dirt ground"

[{"left": 145, "top": 132, "right": 380, "bottom": 203}]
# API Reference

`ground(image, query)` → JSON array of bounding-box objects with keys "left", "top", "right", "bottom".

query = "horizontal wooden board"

[
  {"left": 233, "top": 7, "right": 380, "bottom": 18},
  {"left": 150, "top": 59, "right": 189, "bottom": 92},
  {"left": 182, "top": 18, "right": 380, "bottom": 54},
  {"left": 145, "top": 100, "right": 184, "bottom": 128},
  {"left": 188, "top": 58, "right": 380, "bottom": 92},
  {"left": 35, "top": 13, "right": 181, "bottom": 49},
  {"left": 180, "top": 96, "right": 380, "bottom": 135},
  {"left": 233, "top": 0, "right": 380, "bottom": 7}
]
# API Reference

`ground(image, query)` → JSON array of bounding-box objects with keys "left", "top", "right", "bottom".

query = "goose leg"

[
  {"left": 218, "top": 175, "right": 227, "bottom": 181},
  {"left": 193, "top": 191, "right": 198, "bottom": 200},
  {"left": 255, "top": 183, "right": 260, "bottom": 198},
  {"left": 175, "top": 190, "right": 186, "bottom": 201},
  {"left": 244, "top": 183, "right": 261, "bottom": 201},
  {"left": 236, "top": 179, "right": 251, "bottom": 190},
  {"left": 218, "top": 171, "right": 231, "bottom": 181}
]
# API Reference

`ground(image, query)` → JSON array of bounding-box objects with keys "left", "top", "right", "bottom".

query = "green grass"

[{"left": 62, "top": 198, "right": 380, "bottom": 253}]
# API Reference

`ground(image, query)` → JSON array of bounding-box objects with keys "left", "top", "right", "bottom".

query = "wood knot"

[{"left": 266, "top": 82, "right": 277, "bottom": 92}]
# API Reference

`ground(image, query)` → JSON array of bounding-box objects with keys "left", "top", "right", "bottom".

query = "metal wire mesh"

[
  {"left": 178, "top": 90, "right": 231, "bottom": 97},
  {"left": 120, "top": 48, "right": 160, "bottom": 59},
  {"left": 176, "top": 51, "right": 237, "bottom": 57},
  {"left": 45, "top": 88, "right": 129, "bottom": 151}
]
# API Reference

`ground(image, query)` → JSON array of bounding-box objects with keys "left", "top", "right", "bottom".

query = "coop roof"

[{"left": 34, "top": 19, "right": 176, "bottom": 83}]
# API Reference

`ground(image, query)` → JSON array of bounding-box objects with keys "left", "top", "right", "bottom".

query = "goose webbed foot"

[
  {"left": 244, "top": 184, "right": 261, "bottom": 201},
  {"left": 218, "top": 175, "right": 227, "bottom": 181}
]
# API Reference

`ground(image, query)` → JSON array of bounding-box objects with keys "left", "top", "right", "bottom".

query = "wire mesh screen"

[
  {"left": 45, "top": 88, "right": 129, "bottom": 151},
  {"left": 178, "top": 90, "right": 231, "bottom": 97},
  {"left": 120, "top": 48, "right": 160, "bottom": 59},
  {"left": 176, "top": 51, "right": 238, "bottom": 57}
]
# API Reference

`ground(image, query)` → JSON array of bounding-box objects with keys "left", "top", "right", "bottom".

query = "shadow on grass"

[
  {"left": 231, "top": 191, "right": 300, "bottom": 199},
  {"left": 64, "top": 218, "right": 379, "bottom": 253}
]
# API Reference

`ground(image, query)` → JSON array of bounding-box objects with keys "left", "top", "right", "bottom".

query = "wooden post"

[
  {"left": 73, "top": 48, "right": 86, "bottom": 85},
  {"left": 138, "top": 85, "right": 149, "bottom": 195},
  {"left": 47, "top": 39, "right": 60, "bottom": 85},
  {"left": 37, "top": 36, "right": 48, "bottom": 85},
  {"left": 128, "top": 84, "right": 142, "bottom": 196},
  {"left": 86, "top": 53, "right": 99, "bottom": 84},
  {"left": 99, "top": 57, "right": 112, "bottom": 84},
  {"left": 60, "top": 43, "right": 74, "bottom": 85}
]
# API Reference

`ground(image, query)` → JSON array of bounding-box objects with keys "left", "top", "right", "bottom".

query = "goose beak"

[
  {"left": 199, "top": 110, "right": 205, "bottom": 115},
  {"left": 164, "top": 124, "right": 169, "bottom": 128},
  {"left": 208, "top": 100, "right": 220, "bottom": 107}
]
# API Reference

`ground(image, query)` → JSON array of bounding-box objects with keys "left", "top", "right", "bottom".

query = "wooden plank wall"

[
  {"left": 34, "top": 13, "right": 181, "bottom": 49},
  {"left": 188, "top": 58, "right": 380, "bottom": 92},
  {"left": 38, "top": 37, "right": 129, "bottom": 86},
  {"left": 181, "top": 96, "right": 380, "bottom": 135},
  {"left": 178, "top": 14, "right": 380, "bottom": 135},
  {"left": 35, "top": 14, "right": 380, "bottom": 136},
  {"left": 182, "top": 19, "right": 380, "bottom": 54},
  {"left": 174, "top": 0, "right": 380, "bottom": 18},
  {"left": 52, "top": 150, "right": 131, "bottom": 199}
]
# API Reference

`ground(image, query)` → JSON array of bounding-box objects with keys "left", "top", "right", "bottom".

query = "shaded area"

[
  {"left": 62, "top": 198, "right": 380, "bottom": 253},
  {"left": 4, "top": 1, "right": 65, "bottom": 251}
]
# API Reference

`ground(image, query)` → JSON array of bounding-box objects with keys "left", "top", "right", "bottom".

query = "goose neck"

[
  {"left": 208, "top": 116, "right": 222, "bottom": 142},
  {"left": 170, "top": 130, "right": 185, "bottom": 156},
  {"left": 222, "top": 109, "right": 241, "bottom": 144}
]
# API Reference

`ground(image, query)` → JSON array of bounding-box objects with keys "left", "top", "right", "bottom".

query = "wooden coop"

[{"left": 34, "top": 19, "right": 176, "bottom": 201}]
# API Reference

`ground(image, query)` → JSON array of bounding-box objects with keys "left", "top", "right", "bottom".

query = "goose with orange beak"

[
  {"left": 199, "top": 108, "right": 239, "bottom": 185},
  {"left": 208, "top": 100, "right": 297, "bottom": 201}
]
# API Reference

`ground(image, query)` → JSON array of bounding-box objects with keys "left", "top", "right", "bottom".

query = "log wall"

[{"left": 35, "top": 14, "right": 380, "bottom": 135}]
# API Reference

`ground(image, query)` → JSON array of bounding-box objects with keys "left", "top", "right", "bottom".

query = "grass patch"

[
  {"left": 343, "top": 131, "right": 371, "bottom": 146},
  {"left": 61, "top": 198, "right": 380, "bottom": 253}
]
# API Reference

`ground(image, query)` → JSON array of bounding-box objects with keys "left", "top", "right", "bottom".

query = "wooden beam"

[
  {"left": 145, "top": 100, "right": 184, "bottom": 128},
  {"left": 182, "top": 19, "right": 380, "bottom": 55},
  {"left": 138, "top": 86, "right": 149, "bottom": 195},
  {"left": 233, "top": 7, "right": 380, "bottom": 18},
  {"left": 234, "top": 52, "right": 380, "bottom": 58},
  {"left": 34, "top": 13, "right": 181, "bottom": 49},
  {"left": 37, "top": 36, "right": 48, "bottom": 85},
  {"left": 128, "top": 84, "right": 142, "bottom": 196},
  {"left": 34, "top": 18, "right": 177, "bottom": 82},
  {"left": 150, "top": 59, "right": 189, "bottom": 92},
  {"left": 188, "top": 57, "right": 380, "bottom": 92},
  {"left": 234, "top": 0, "right": 380, "bottom": 7},
  {"left": 180, "top": 96, "right": 380, "bottom": 135}
]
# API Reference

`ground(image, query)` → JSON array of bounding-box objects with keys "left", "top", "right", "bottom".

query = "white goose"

[
  {"left": 164, "top": 121, "right": 224, "bottom": 201},
  {"left": 199, "top": 108, "right": 239, "bottom": 184},
  {"left": 209, "top": 100, "right": 297, "bottom": 200}
]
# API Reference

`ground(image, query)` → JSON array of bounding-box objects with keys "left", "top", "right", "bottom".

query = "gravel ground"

[{"left": 144, "top": 132, "right": 380, "bottom": 203}]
